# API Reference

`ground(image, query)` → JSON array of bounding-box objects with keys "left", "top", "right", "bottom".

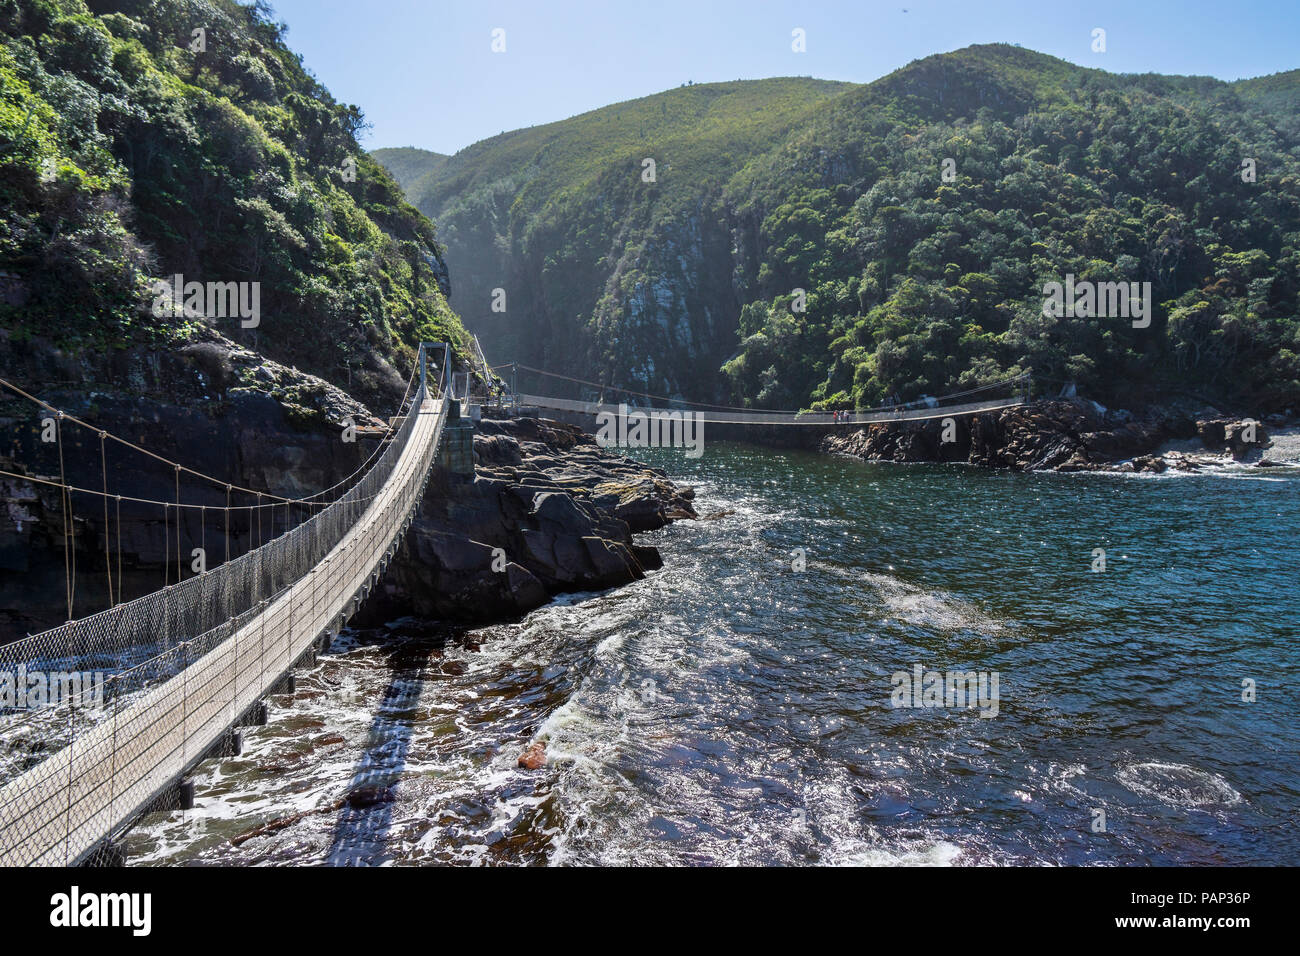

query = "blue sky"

[{"left": 265, "top": 0, "right": 1300, "bottom": 155}]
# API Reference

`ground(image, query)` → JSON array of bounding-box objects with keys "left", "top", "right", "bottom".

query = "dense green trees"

[
  {"left": 0, "top": 0, "right": 468, "bottom": 403},
  {"left": 384, "top": 45, "right": 1300, "bottom": 414},
  {"left": 726, "top": 50, "right": 1300, "bottom": 411}
]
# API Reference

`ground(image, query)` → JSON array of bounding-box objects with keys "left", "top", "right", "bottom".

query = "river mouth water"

[{"left": 130, "top": 442, "right": 1300, "bottom": 865}]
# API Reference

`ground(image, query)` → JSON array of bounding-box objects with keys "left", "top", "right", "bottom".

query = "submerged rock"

[{"left": 517, "top": 741, "right": 546, "bottom": 770}]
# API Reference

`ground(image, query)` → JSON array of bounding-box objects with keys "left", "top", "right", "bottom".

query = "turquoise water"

[{"left": 132, "top": 443, "right": 1300, "bottom": 865}]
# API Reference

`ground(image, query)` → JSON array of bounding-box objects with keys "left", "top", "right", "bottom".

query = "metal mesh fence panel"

[{"left": 0, "top": 391, "right": 447, "bottom": 865}]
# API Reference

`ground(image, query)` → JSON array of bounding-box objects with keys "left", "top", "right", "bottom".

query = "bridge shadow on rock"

[{"left": 325, "top": 627, "right": 453, "bottom": 866}]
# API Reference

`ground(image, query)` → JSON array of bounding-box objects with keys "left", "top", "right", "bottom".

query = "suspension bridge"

[
  {"left": 487, "top": 350, "right": 1030, "bottom": 427},
  {"left": 0, "top": 342, "right": 452, "bottom": 866},
  {"left": 0, "top": 336, "right": 1027, "bottom": 866}
]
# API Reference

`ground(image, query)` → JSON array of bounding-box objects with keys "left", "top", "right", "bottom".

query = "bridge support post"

[
  {"left": 236, "top": 700, "right": 268, "bottom": 727},
  {"left": 419, "top": 341, "right": 449, "bottom": 398},
  {"left": 199, "top": 728, "right": 243, "bottom": 762},
  {"left": 438, "top": 402, "right": 475, "bottom": 474},
  {"left": 268, "top": 671, "right": 296, "bottom": 696},
  {"left": 141, "top": 775, "right": 196, "bottom": 815}
]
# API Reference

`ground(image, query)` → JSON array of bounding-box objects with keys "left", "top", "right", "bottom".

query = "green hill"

[
  {"left": 371, "top": 145, "right": 448, "bottom": 196},
  {"left": 381, "top": 76, "right": 857, "bottom": 395},
  {"left": 1, "top": 0, "right": 470, "bottom": 406},
  {"left": 379, "top": 45, "right": 1300, "bottom": 412}
]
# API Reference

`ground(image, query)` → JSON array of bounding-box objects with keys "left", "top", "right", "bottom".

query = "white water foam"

[
  {"left": 857, "top": 570, "right": 1007, "bottom": 634},
  {"left": 1116, "top": 761, "right": 1243, "bottom": 808}
]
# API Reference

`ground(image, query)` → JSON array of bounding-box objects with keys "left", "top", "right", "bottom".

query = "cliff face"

[
  {"left": 420, "top": 185, "right": 754, "bottom": 401},
  {"left": 373, "top": 77, "right": 853, "bottom": 400},
  {"left": 0, "top": 328, "right": 386, "bottom": 639}
]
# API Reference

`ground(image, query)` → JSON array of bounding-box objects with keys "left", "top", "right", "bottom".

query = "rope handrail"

[{"left": 0, "top": 466, "right": 400, "bottom": 512}]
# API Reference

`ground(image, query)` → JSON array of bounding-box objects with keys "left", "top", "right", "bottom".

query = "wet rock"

[
  {"left": 345, "top": 785, "right": 395, "bottom": 809},
  {"left": 1130, "top": 455, "right": 1168, "bottom": 474},
  {"left": 474, "top": 433, "right": 522, "bottom": 466},
  {"left": 821, "top": 399, "right": 1261, "bottom": 473},
  {"left": 506, "top": 563, "right": 548, "bottom": 607},
  {"left": 517, "top": 741, "right": 546, "bottom": 770},
  {"left": 1196, "top": 417, "right": 1270, "bottom": 460},
  {"left": 631, "top": 544, "right": 663, "bottom": 571},
  {"left": 356, "top": 416, "right": 696, "bottom": 626}
]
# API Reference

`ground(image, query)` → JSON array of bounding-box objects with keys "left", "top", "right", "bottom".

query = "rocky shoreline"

[
  {"left": 821, "top": 399, "right": 1298, "bottom": 473},
  {"left": 357, "top": 416, "right": 697, "bottom": 625},
  {"left": 0, "top": 330, "right": 696, "bottom": 641}
]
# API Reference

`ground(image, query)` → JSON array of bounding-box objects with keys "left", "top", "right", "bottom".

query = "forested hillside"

[
  {"left": 1, "top": 0, "right": 469, "bottom": 406},
  {"left": 384, "top": 46, "right": 1300, "bottom": 413},
  {"left": 381, "top": 77, "right": 855, "bottom": 399},
  {"left": 371, "top": 145, "right": 447, "bottom": 198}
]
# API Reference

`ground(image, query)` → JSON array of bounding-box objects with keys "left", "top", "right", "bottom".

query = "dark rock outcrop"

[
  {"left": 357, "top": 418, "right": 696, "bottom": 624},
  {"left": 822, "top": 399, "right": 1277, "bottom": 472},
  {"left": 1196, "top": 418, "right": 1271, "bottom": 461}
]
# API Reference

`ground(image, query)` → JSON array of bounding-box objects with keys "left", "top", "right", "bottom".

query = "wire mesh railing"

[
  {"left": 515, "top": 389, "right": 1027, "bottom": 426},
  {"left": 0, "top": 354, "right": 449, "bottom": 865}
]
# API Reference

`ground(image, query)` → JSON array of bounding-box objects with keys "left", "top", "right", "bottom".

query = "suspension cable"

[
  {"left": 174, "top": 466, "right": 181, "bottom": 584},
  {"left": 114, "top": 494, "right": 122, "bottom": 607}
]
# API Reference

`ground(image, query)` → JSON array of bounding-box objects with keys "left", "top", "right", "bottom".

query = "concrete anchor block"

[
  {"left": 200, "top": 727, "right": 242, "bottom": 762},
  {"left": 141, "top": 777, "right": 188, "bottom": 815}
]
